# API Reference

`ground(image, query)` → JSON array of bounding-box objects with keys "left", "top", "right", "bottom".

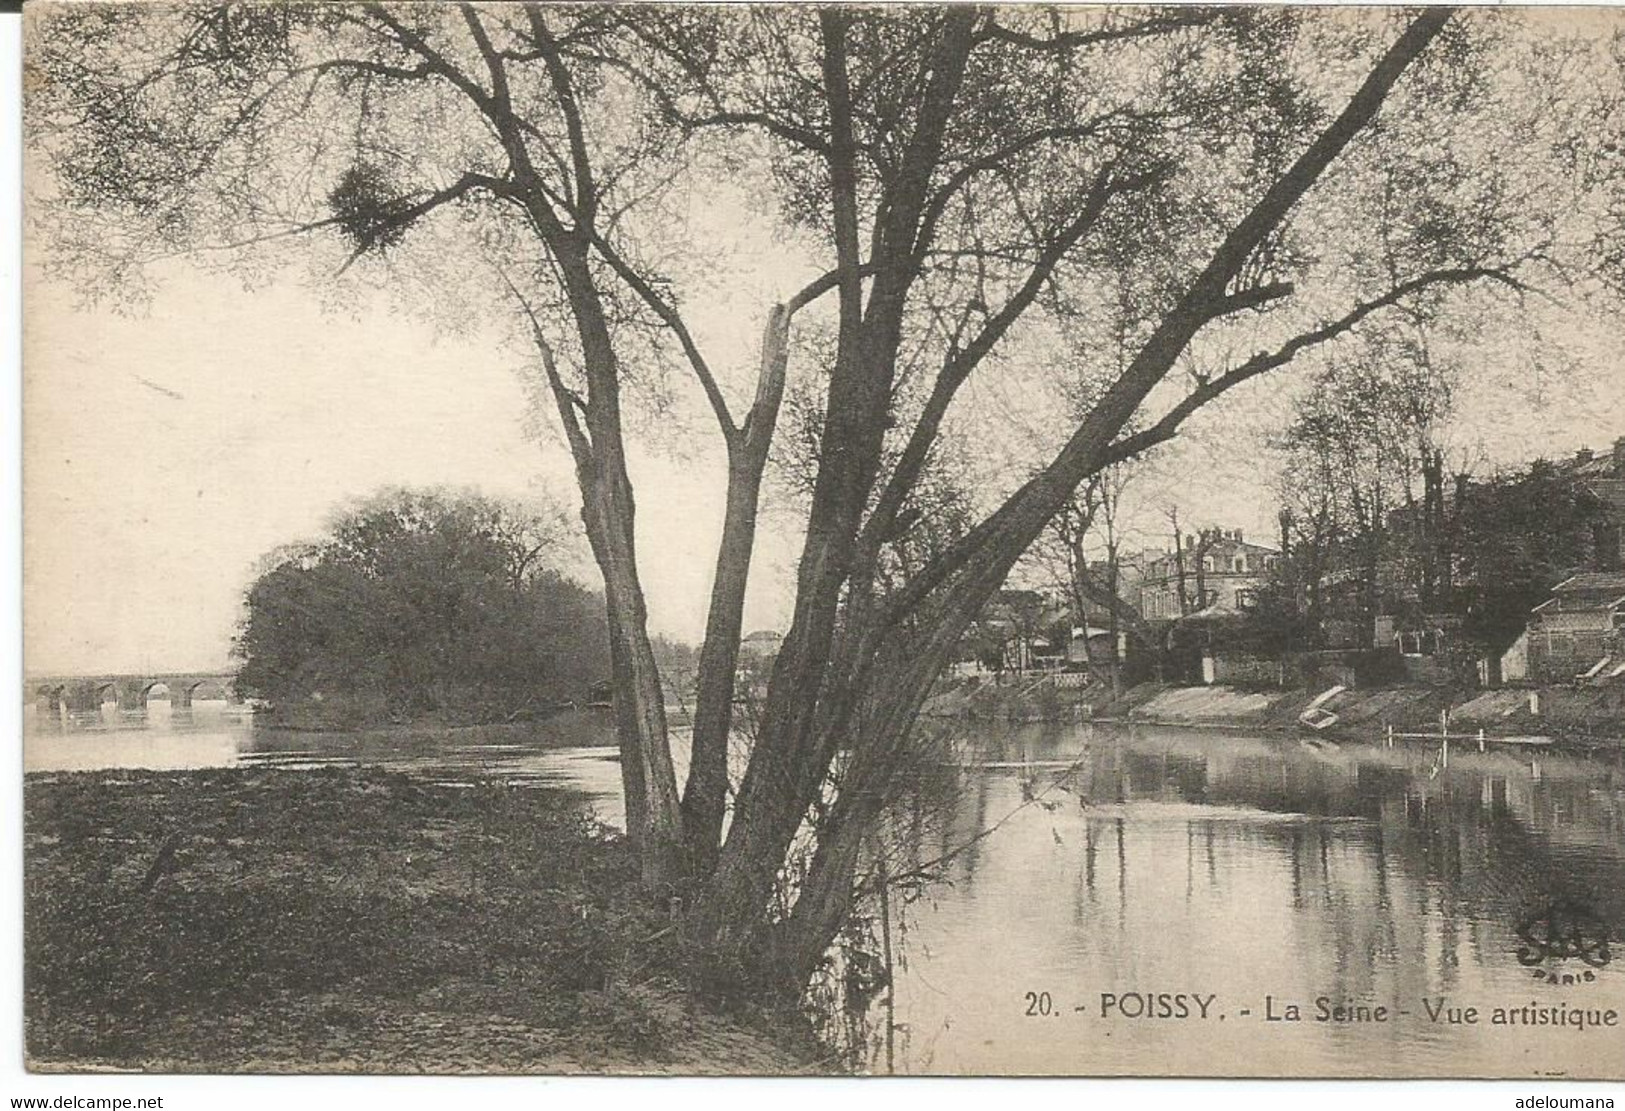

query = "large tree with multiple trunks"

[{"left": 28, "top": 2, "right": 1623, "bottom": 993}]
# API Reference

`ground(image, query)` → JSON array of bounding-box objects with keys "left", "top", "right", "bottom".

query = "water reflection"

[
  {"left": 24, "top": 708, "right": 1625, "bottom": 1075},
  {"left": 874, "top": 722, "right": 1625, "bottom": 1076},
  {"left": 23, "top": 703, "right": 627, "bottom": 808}
]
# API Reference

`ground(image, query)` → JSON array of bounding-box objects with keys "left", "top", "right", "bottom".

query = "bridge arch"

[
  {"left": 25, "top": 672, "right": 240, "bottom": 713},
  {"left": 182, "top": 677, "right": 232, "bottom": 708}
]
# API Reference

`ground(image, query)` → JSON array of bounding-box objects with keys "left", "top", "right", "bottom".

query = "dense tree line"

[
  {"left": 1453, "top": 462, "right": 1619, "bottom": 647},
  {"left": 235, "top": 489, "right": 609, "bottom": 719},
  {"left": 1264, "top": 456, "right": 1618, "bottom": 656}
]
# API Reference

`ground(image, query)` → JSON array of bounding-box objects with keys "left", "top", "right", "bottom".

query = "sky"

[
  {"left": 25, "top": 245, "right": 1623, "bottom": 677},
  {"left": 22, "top": 261, "right": 808, "bottom": 674},
  {"left": 19, "top": 5, "right": 1625, "bottom": 678}
]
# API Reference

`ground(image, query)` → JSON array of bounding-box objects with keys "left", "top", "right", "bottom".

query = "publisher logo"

[{"left": 1516, "top": 899, "right": 1612, "bottom": 982}]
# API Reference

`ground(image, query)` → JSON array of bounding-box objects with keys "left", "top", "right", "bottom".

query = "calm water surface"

[
  {"left": 24, "top": 705, "right": 1625, "bottom": 1076},
  {"left": 22, "top": 701, "right": 628, "bottom": 819},
  {"left": 873, "top": 722, "right": 1625, "bottom": 1076}
]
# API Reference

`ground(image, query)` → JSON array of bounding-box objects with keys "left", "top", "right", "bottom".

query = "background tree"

[
  {"left": 235, "top": 487, "right": 606, "bottom": 718},
  {"left": 1025, "top": 462, "right": 1146, "bottom": 692},
  {"left": 1273, "top": 329, "right": 1454, "bottom": 630},
  {"left": 1454, "top": 461, "right": 1615, "bottom": 650},
  {"left": 30, "top": 4, "right": 1625, "bottom": 996}
]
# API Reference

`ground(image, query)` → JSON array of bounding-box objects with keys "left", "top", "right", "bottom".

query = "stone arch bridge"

[{"left": 27, "top": 672, "right": 240, "bottom": 712}]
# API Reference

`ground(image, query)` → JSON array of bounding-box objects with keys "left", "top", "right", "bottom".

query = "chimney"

[
  {"left": 1615, "top": 436, "right": 1625, "bottom": 476},
  {"left": 1577, "top": 447, "right": 1594, "bottom": 465},
  {"left": 1234, "top": 528, "right": 1244, "bottom": 543}
]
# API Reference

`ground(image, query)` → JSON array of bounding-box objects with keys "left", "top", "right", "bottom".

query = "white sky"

[
  {"left": 19, "top": 8, "right": 1625, "bottom": 677},
  {"left": 22, "top": 258, "right": 811, "bottom": 673},
  {"left": 25, "top": 247, "right": 1622, "bottom": 676}
]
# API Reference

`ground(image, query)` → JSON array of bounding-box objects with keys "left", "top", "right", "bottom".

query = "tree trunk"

[
  {"left": 687, "top": 3, "right": 1451, "bottom": 991},
  {"left": 683, "top": 307, "right": 791, "bottom": 868},
  {"left": 695, "top": 9, "right": 982, "bottom": 952},
  {"left": 528, "top": 228, "right": 686, "bottom": 890},
  {"left": 582, "top": 461, "right": 684, "bottom": 889},
  {"left": 1106, "top": 541, "right": 1123, "bottom": 695},
  {"left": 1171, "top": 516, "right": 1190, "bottom": 616},
  {"left": 681, "top": 458, "right": 761, "bottom": 866}
]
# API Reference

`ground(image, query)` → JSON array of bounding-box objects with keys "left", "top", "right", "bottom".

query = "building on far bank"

[
  {"left": 1515, "top": 571, "right": 1625, "bottom": 683},
  {"left": 734, "top": 629, "right": 785, "bottom": 692},
  {"left": 1129, "top": 528, "right": 1280, "bottom": 620},
  {"left": 1559, "top": 438, "right": 1625, "bottom": 568}
]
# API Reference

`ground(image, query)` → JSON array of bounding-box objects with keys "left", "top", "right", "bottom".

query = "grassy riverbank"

[{"left": 23, "top": 767, "right": 820, "bottom": 1074}]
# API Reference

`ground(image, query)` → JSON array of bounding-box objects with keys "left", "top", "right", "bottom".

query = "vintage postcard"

[{"left": 19, "top": 1, "right": 1625, "bottom": 1081}]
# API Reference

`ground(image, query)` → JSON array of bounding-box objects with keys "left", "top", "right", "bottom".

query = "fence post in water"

[
  {"left": 878, "top": 849, "right": 895, "bottom": 1076},
  {"left": 1385, "top": 723, "right": 1393, "bottom": 749},
  {"left": 1442, "top": 736, "right": 1450, "bottom": 770},
  {"left": 1478, "top": 728, "right": 1486, "bottom": 753}
]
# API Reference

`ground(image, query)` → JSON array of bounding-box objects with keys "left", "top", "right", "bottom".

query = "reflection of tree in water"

[
  {"left": 1189, "top": 742, "right": 1625, "bottom": 989},
  {"left": 806, "top": 723, "right": 1138, "bottom": 1071},
  {"left": 803, "top": 729, "right": 972, "bottom": 1072},
  {"left": 840, "top": 725, "right": 1625, "bottom": 1069}
]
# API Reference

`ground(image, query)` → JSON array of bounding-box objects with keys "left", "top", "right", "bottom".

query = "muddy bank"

[
  {"left": 255, "top": 693, "right": 587, "bottom": 733},
  {"left": 23, "top": 767, "right": 821, "bottom": 1074},
  {"left": 250, "top": 707, "right": 619, "bottom": 749},
  {"left": 927, "top": 677, "right": 1625, "bottom": 750}
]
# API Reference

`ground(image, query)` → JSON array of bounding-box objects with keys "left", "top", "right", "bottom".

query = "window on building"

[
  {"left": 1233, "top": 556, "right": 1246, "bottom": 573},
  {"left": 1236, "top": 589, "right": 1258, "bottom": 610},
  {"left": 1398, "top": 629, "right": 1441, "bottom": 657}
]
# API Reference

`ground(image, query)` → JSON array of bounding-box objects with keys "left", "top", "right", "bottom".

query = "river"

[{"left": 23, "top": 704, "right": 1625, "bottom": 1076}]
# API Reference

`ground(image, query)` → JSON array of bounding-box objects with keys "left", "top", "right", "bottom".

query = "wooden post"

[
  {"left": 1477, "top": 728, "right": 1485, "bottom": 753},
  {"left": 878, "top": 849, "right": 895, "bottom": 1077}
]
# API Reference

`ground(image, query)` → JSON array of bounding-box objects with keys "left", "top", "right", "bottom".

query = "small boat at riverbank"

[
  {"left": 1299, "top": 706, "right": 1339, "bottom": 730},
  {"left": 1298, "top": 685, "right": 1345, "bottom": 731}
]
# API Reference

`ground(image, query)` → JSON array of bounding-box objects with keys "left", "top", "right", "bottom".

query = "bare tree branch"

[
  {"left": 978, "top": 10, "right": 1220, "bottom": 51},
  {"left": 1103, "top": 265, "right": 1525, "bottom": 467},
  {"left": 497, "top": 269, "right": 594, "bottom": 469},
  {"left": 523, "top": 7, "right": 599, "bottom": 225},
  {"left": 877, "top": 8, "right": 1460, "bottom": 627},
  {"left": 582, "top": 229, "right": 736, "bottom": 440},
  {"left": 860, "top": 169, "right": 1134, "bottom": 554}
]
